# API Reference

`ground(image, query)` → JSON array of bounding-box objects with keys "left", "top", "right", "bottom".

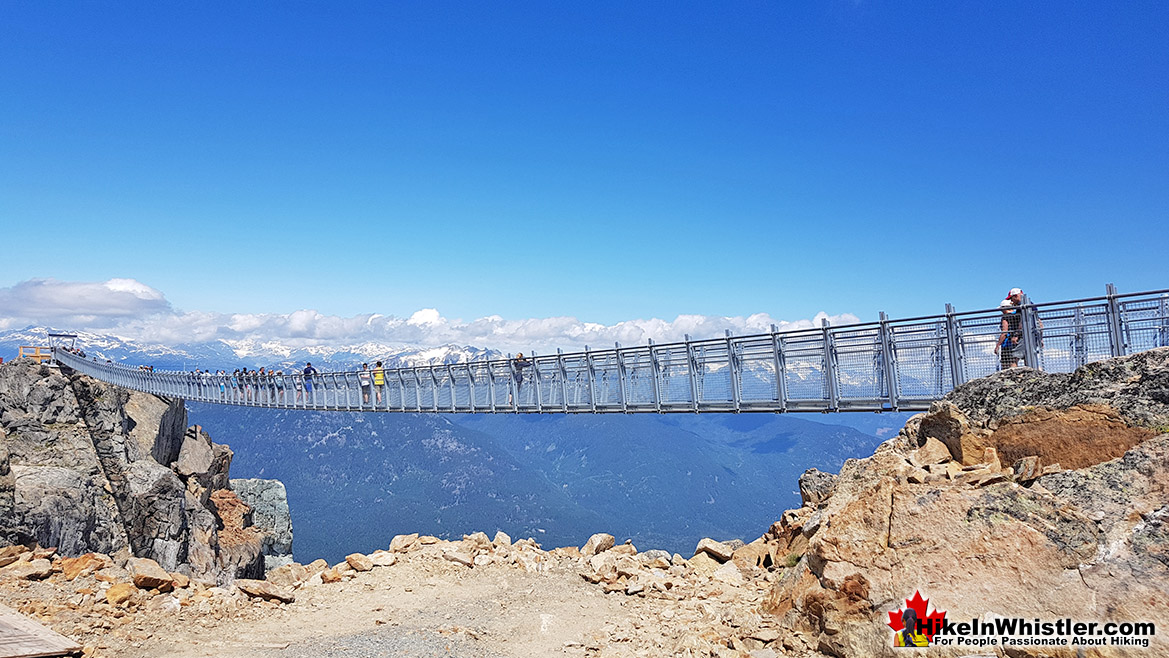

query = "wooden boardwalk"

[{"left": 0, "top": 604, "right": 79, "bottom": 658}]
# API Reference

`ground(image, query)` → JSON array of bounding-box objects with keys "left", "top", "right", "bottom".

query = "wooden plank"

[{"left": 0, "top": 603, "right": 80, "bottom": 658}]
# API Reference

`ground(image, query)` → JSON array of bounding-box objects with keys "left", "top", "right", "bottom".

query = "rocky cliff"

[
  {"left": 759, "top": 347, "right": 1169, "bottom": 657},
  {"left": 0, "top": 359, "right": 291, "bottom": 583}
]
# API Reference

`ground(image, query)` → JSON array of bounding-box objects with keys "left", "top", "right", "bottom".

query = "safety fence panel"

[
  {"left": 888, "top": 319, "right": 952, "bottom": 403},
  {"left": 831, "top": 325, "right": 887, "bottom": 406},
  {"left": 781, "top": 331, "right": 828, "bottom": 406},
  {"left": 736, "top": 335, "right": 780, "bottom": 408},
  {"left": 1120, "top": 295, "right": 1169, "bottom": 355}
]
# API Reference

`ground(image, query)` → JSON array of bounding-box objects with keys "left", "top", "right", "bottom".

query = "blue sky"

[{"left": 2, "top": 2, "right": 1166, "bottom": 341}]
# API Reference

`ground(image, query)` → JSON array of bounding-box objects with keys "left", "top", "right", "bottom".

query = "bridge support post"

[
  {"left": 878, "top": 312, "right": 899, "bottom": 411},
  {"left": 615, "top": 342, "right": 629, "bottom": 413},
  {"left": 1106, "top": 283, "right": 1126, "bottom": 357},
  {"left": 770, "top": 324, "right": 787, "bottom": 412},
  {"left": 821, "top": 319, "right": 839, "bottom": 411},
  {"left": 725, "top": 331, "right": 741, "bottom": 412},
  {"left": 685, "top": 335, "right": 699, "bottom": 411},
  {"left": 585, "top": 346, "right": 597, "bottom": 413},
  {"left": 944, "top": 304, "right": 964, "bottom": 388},
  {"left": 648, "top": 340, "right": 662, "bottom": 412}
]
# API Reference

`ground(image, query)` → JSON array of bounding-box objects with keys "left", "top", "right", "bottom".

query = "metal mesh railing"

[{"left": 52, "top": 285, "right": 1169, "bottom": 414}]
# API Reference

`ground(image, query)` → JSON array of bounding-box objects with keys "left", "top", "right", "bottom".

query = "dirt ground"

[{"left": 0, "top": 541, "right": 794, "bottom": 658}]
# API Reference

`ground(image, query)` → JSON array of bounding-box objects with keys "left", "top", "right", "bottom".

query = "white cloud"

[
  {"left": 0, "top": 278, "right": 172, "bottom": 328},
  {"left": 0, "top": 277, "right": 861, "bottom": 355}
]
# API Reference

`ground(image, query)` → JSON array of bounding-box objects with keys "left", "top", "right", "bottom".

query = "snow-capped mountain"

[{"left": 0, "top": 327, "right": 501, "bottom": 372}]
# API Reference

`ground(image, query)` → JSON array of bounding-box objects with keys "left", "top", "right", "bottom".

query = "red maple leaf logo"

[{"left": 887, "top": 590, "right": 947, "bottom": 642}]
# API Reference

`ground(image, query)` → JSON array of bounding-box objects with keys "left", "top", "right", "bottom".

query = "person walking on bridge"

[{"left": 510, "top": 353, "right": 531, "bottom": 406}]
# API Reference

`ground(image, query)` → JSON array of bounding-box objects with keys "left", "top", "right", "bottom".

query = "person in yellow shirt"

[
  {"left": 372, "top": 361, "right": 386, "bottom": 404},
  {"left": 894, "top": 607, "right": 929, "bottom": 647}
]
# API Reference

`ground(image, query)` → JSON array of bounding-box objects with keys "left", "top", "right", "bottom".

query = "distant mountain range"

[{"left": 0, "top": 326, "right": 500, "bottom": 372}]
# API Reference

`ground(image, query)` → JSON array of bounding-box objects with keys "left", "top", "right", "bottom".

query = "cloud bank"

[{"left": 0, "top": 278, "right": 860, "bottom": 354}]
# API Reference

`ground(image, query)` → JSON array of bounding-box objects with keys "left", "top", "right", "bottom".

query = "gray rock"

[
  {"left": 798, "top": 468, "right": 837, "bottom": 506},
  {"left": 231, "top": 478, "right": 294, "bottom": 568},
  {"left": 151, "top": 399, "right": 187, "bottom": 467},
  {"left": 175, "top": 426, "right": 213, "bottom": 479},
  {"left": 12, "top": 464, "right": 123, "bottom": 556},
  {"left": 944, "top": 347, "right": 1169, "bottom": 428}
]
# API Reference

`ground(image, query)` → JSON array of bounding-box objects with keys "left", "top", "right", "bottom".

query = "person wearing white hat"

[{"left": 994, "top": 288, "right": 1042, "bottom": 368}]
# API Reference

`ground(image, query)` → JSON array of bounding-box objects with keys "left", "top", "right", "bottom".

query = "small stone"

[
  {"left": 236, "top": 579, "right": 295, "bottom": 603},
  {"left": 463, "top": 532, "right": 492, "bottom": 551},
  {"left": 0, "top": 546, "right": 24, "bottom": 568},
  {"left": 320, "top": 568, "right": 343, "bottom": 584},
  {"left": 389, "top": 533, "right": 420, "bottom": 552},
  {"left": 694, "top": 538, "right": 734, "bottom": 562},
  {"left": 418, "top": 535, "right": 440, "bottom": 545},
  {"left": 32, "top": 546, "right": 57, "bottom": 560},
  {"left": 2, "top": 558, "right": 52, "bottom": 580},
  {"left": 492, "top": 531, "right": 512, "bottom": 548},
  {"left": 1041, "top": 463, "right": 1063, "bottom": 475},
  {"left": 127, "top": 558, "right": 173, "bottom": 591},
  {"left": 169, "top": 572, "right": 190, "bottom": 588},
  {"left": 443, "top": 550, "right": 474, "bottom": 567},
  {"left": 581, "top": 533, "right": 615, "bottom": 557},
  {"left": 688, "top": 552, "right": 721, "bottom": 575},
  {"left": 106, "top": 583, "right": 137, "bottom": 605},
  {"left": 59, "top": 554, "right": 104, "bottom": 580},
  {"left": 473, "top": 554, "right": 493, "bottom": 567},
  {"left": 345, "top": 553, "right": 374, "bottom": 572},
  {"left": 369, "top": 550, "right": 397, "bottom": 568},
  {"left": 1012, "top": 455, "right": 1042, "bottom": 481},
  {"left": 712, "top": 562, "right": 746, "bottom": 587},
  {"left": 95, "top": 566, "right": 131, "bottom": 584},
  {"left": 911, "top": 436, "right": 952, "bottom": 466}
]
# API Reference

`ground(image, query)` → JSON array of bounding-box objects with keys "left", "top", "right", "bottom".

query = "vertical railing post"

[
  {"left": 770, "top": 324, "right": 787, "bottom": 412},
  {"left": 725, "top": 330, "right": 741, "bottom": 412},
  {"left": 648, "top": 339, "right": 662, "bottom": 412},
  {"left": 487, "top": 362, "right": 497, "bottom": 413},
  {"left": 685, "top": 334, "right": 699, "bottom": 411},
  {"left": 821, "top": 319, "right": 838, "bottom": 411},
  {"left": 878, "top": 312, "right": 899, "bottom": 411},
  {"left": 447, "top": 364, "right": 457, "bottom": 412},
  {"left": 1159, "top": 295, "right": 1169, "bottom": 348},
  {"left": 944, "top": 303, "right": 964, "bottom": 388},
  {"left": 1020, "top": 295, "right": 1040, "bottom": 369},
  {"left": 585, "top": 346, "right": 597, "bottom": 413},
  {"left": 1106, "top": 283, "right": 1125, "bottom": 357},
  {"left": 533, "top": 351, "right": 544, "bottom": 413},
  {"left": 615, "top": 342, "right": 629, "bottom": 413},
  {"left": 1073, "top": 306, "right": 1086, "bottom": 367},
  {"left": 507, "top": 354, "right": 517, "bottom": 412},
  {"left": 557, "top": 349, "right": 568, "bottom": 412}
]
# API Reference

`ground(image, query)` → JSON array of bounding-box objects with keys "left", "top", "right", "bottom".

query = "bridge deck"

[
  {"left": 0, "top": 604, "right": 80, "bottom": 658},
  {"left": 52, "top": 286, "right": 1169, "bottom": 414}
]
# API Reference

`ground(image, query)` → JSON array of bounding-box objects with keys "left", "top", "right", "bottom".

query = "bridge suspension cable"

[{"left": 51, "top": 285, "right": 1169, "bottom": 414}]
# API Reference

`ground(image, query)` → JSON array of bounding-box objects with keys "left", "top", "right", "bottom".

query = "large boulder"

[
  {"left": 797, "top": 468, "right": 837, "bottom": 506},
  {"left": 231, "top": 478, "right": 294, "bottom": 570}
]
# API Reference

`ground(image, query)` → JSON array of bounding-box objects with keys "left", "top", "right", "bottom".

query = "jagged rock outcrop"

[
  {"left": 0, "top": 359, "right": 288, "bottom": 584},
  {"left": 231, "top": 478, "right": 294, "bottom": 570},
  {"left": 759, "top": 347, "right": 1169, "bottom": 657}
]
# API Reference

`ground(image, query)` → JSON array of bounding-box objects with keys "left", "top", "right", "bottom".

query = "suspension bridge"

[{"left": 50, "top": 285, "right": 1169, "bottom": 415}]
